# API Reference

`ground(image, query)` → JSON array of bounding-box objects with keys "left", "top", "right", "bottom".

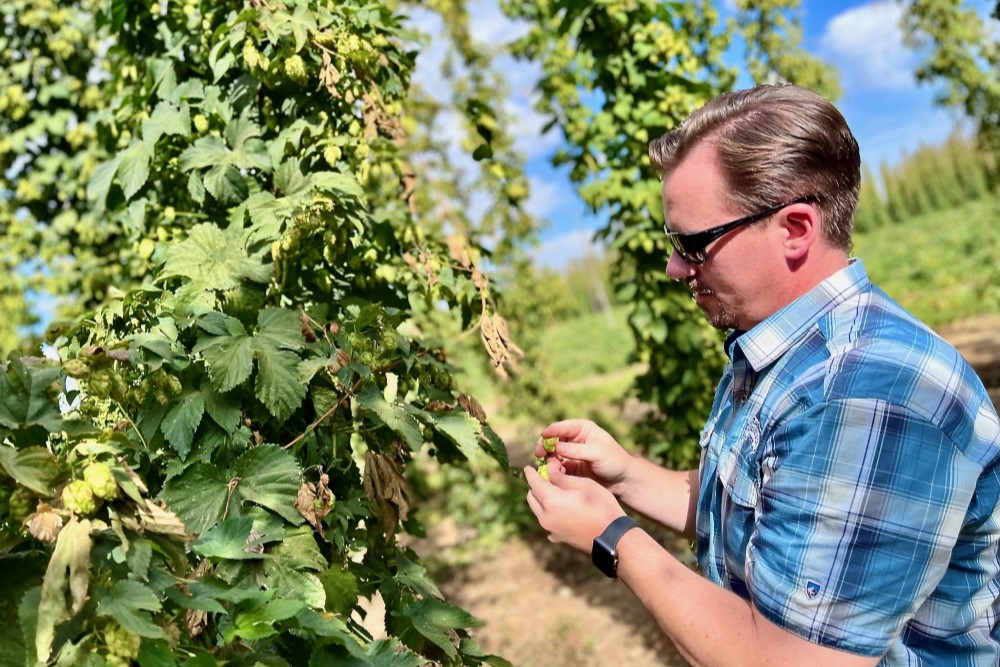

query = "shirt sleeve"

[{"left": 745, "top": 397, "right": 980, "bottom": 656}]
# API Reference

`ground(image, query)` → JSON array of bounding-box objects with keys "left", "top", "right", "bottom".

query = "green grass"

[{"left": 852, "top": 196, "right": 1000, "bottom": 327}]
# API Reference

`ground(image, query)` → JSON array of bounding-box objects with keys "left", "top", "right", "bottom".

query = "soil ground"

[{"left": 418, "top": 315, "right": 1000, "bottom": 667}]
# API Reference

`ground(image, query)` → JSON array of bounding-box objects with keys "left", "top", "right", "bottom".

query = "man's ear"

[{"left": 779, "top": 202, "right": 821, "bottom": 261}]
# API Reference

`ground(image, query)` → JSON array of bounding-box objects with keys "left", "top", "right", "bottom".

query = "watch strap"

[{"left": 592, "top": 515, "right": 638, "bottom": 578}]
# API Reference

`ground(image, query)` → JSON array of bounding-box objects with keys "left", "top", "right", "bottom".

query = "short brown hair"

[{"left": 649, "top": 84, "right": 861, "bottom": 250}]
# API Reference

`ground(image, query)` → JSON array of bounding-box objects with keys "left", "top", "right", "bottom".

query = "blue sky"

[{"left": 408, "top": 0, "right": 976, "bottom": 267}]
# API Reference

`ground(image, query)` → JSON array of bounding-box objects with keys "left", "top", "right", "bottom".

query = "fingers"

[{"left": 536, "top": 419, "right": 606, "bottom": 457}]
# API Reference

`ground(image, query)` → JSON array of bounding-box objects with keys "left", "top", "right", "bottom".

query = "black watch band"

[{"left": 592, "top": 515, "right": 638, "bottom": 578}]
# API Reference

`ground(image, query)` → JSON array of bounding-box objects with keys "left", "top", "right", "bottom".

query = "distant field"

[{"left": 853, "top": 196, "right": 1000, "bottom": 327}]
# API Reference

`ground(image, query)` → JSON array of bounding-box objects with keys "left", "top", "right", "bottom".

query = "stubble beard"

[{"left": 689, "top": 280, "right": 740, "bottom": 331}]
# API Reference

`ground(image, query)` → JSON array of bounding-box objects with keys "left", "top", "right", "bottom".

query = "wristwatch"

[{"left": 592, "top": 515, "right": 639, "bottom": 578}]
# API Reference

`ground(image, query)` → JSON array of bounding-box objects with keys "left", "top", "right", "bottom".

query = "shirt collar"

[{"left": 730, "top": 258, "right": 870, "bottom": 372}]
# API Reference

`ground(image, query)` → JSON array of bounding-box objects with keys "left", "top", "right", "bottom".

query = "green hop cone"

[
  {"left": 284, "top": 54, "right": 308, "bottom": 83},
  {"left": 537, "top": 463, "right": 550, "bottom": 481},
  {"left": 323, "top": 144, "right": 342, "bottom": 166},
  {"left": 242, "top": 39, "right": 260, "bottom": 70},
  {"left": 63, "top": 358, "right": 90, "bottom": 378},
  {"left": 103, "top": 623, "right": 141, "bottom": 659},
  {"left": 193, "top": 113, "right": 209, "bottom": 133},
  {"left": 62, "top": 480, "right": 97, "bottom": 516},
  {"left": 542, "top": 436, "right": 558, "bottom": 453},
  {"left": 84, "top": 462, "right": 118, "bottom": 500}
]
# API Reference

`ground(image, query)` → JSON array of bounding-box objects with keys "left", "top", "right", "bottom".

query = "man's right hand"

[{"left": 536, "top": 419, "right": 634, "bottom": 498}]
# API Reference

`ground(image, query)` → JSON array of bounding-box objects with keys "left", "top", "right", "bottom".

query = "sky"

[{"left": 407, "top": 0, "right": 977, "bottom": 268}]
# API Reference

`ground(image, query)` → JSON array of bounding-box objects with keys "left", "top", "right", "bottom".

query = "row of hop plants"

[{"left": 856, "top": 131, "right": 998, "bottom": 232}]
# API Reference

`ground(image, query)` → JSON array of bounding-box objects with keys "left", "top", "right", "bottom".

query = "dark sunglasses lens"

[{"left": 667, "top": 234, "right": 702, "bottom": 264}]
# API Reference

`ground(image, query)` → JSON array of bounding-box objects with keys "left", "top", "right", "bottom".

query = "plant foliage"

[{"left": 0, "top": 0, "right": 517, "bottom": 664}]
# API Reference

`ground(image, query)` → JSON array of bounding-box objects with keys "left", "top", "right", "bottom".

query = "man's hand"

[
  {"left": 525, "top": 457, "right": 626, "bottom": 554},
  {"left": 535, "top": 419, "right": 635, "bottom": 498}
]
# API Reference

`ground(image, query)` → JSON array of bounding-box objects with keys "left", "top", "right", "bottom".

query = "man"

[{"left": 524, "top": 84, "right": 1000, "bottom": 665}]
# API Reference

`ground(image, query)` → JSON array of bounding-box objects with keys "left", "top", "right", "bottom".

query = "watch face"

[
  {"left": 592, "top": 535, "right": 619, "bottom": 578},
  {"left": 592, "top": 516, "right": 637, "bottom": 578}
]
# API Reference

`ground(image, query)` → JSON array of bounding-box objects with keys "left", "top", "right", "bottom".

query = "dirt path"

[{"left": 428, "top": 315, "right": 1000, "bottom": 666}]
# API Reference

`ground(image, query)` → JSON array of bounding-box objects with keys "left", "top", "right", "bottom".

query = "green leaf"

[
  {"left": 225, "top": 114, "right": 270, "bottom": 171},
  {"left": 0, "top": 446, "right": 60, "bottom": 497},
  {"left": 86, "top": 154, "right": 121, "bottom": 208},
  {"left": 422, "top": 411, "right": 481, "bottom": 461},
  {"left": 312, "top": 171, "right": 365, "bottom": 199},
  {"left": 36, "top": 519, "right": 92, "bottom": 663},
  {"left": 257, "top": 307, "right": 305, "bottom": 351},
  {"left": 0, "top": 356, "right": 65, "bottom": 434},
  {"left": 472, "top": 143, "right": 493, "bottom": 161},
  {"left": 188, "top": 171, "right": 206, "bottom": 203},
  {"left": 160, "top": 223, "right": 270, "bottom": 292},
  {"left": 480, "top": 424, "right": 510, "bottom": 468},
  {"left": 117, "top": 141, "right": 151, "bottom": 201},
  {"left": 161, "top": 391, "right": 205, "bottom": 459},
  {"left": 160, "top": 464, "right": 230, "bottom": 535},
  {"left": 394, "top": 549, "right": 441, "bottom": 599},
  {"left": 357, "top": 384, "right": 423, "bottom": 451},
  {"left": 137, "top": 639, "right": 178, "bottom": 667},
  {"left": 142, "top": 101, "right": 192, "bottom": 152},
  {"left": 399, "top": 598, "right": 481, "bottom": 658},
  {"left": 202, "top": 384, "right": 242, "bottom": 434},
  {"left": 179, "top": 135, "right": 229, "bottom": 171},
  {"left": 254, "top": 346, "right": 306, "bottom": 421},
  {"left": 228, "top": 598, "right": 307, "bottom": 642},
  {"left": 191, "top": 517, "right": 265, "bottom": 560},
  {"left": 203, "top": 163, "right": 248, "bottom": 203},
  {"left": 232, "top": 445, "right": 302, "bottom": 524},
  {"left": 270, "top": 526, "right": 325, "bottom": 572},
  {"left": 259, "top": 560, "right": 325, "bottom": 610},
  {"left": 320, "top": 568, "right": 360, "bottom": 616},
  {"left": 96, "top": 580, "right": 165, "bottom": 639},
  {"left": 201, "top": 331, "right": 255, "bottom": 392}
]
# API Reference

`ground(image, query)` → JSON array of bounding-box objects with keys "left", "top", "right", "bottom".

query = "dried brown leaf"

[
  {"left": 447, "top": 234, "right": 473, "bottom": 269},
  {"left": 458, "top": 394, "right": 488, "bottom": 423},
  {"left": 362, "top": 451, "right": 411, "bottom": 539}
]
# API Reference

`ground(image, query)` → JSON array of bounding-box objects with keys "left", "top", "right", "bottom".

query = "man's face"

[{"left": 661, "top": 143, "right": 778, "bottom": 331}]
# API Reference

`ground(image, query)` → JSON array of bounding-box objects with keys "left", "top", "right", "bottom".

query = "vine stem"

[{"left": 283, "top": 356, "right": 406, "bottom": 450}]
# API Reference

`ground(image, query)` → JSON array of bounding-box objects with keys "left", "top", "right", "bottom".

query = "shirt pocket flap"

[{"left": 718, "top": 428, "right": 761, "bottom": 509}]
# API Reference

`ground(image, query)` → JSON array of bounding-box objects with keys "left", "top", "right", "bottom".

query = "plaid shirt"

[{"left": 696, "top": 259, "right": 1000, "bottom": 663}]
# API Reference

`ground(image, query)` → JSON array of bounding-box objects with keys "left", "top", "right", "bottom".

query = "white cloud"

[
  {"left": 525, "top": 175, "right": 567, "bottom": 219},
  {"left": 466, "top": 0, "right": 532, "bottom": 46},
  {"left": 532, "top": 229, "right": 605, "bottom": 268},
  {"left": 820, "top": 1, "right": 918, "bottom": 92}
]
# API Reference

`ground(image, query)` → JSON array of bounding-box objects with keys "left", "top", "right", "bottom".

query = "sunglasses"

[{"left": 663, "top": 195, "right": 817, "bottom": 265}]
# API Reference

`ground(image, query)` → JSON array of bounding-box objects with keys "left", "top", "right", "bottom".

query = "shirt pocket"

[{"left": 719, "top": 419, "right": 762, "bottom": 510}]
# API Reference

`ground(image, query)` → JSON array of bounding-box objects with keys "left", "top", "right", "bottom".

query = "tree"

[
  {"left": 901, "top": 0, "right": 1000, "bottom": 150},
  {"left": 735, "top": 0, "right": 842, "bottom": 100},
  {"left": 0, "top": 1, "right": 517, "bottom": 664},
  {"left": 503, "top": 0, "right": 839, "bottom": 467}
]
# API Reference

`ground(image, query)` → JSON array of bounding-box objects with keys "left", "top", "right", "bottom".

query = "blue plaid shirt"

[{"left": 696, "top": 259, "right": 1000, "bottom": 663}]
